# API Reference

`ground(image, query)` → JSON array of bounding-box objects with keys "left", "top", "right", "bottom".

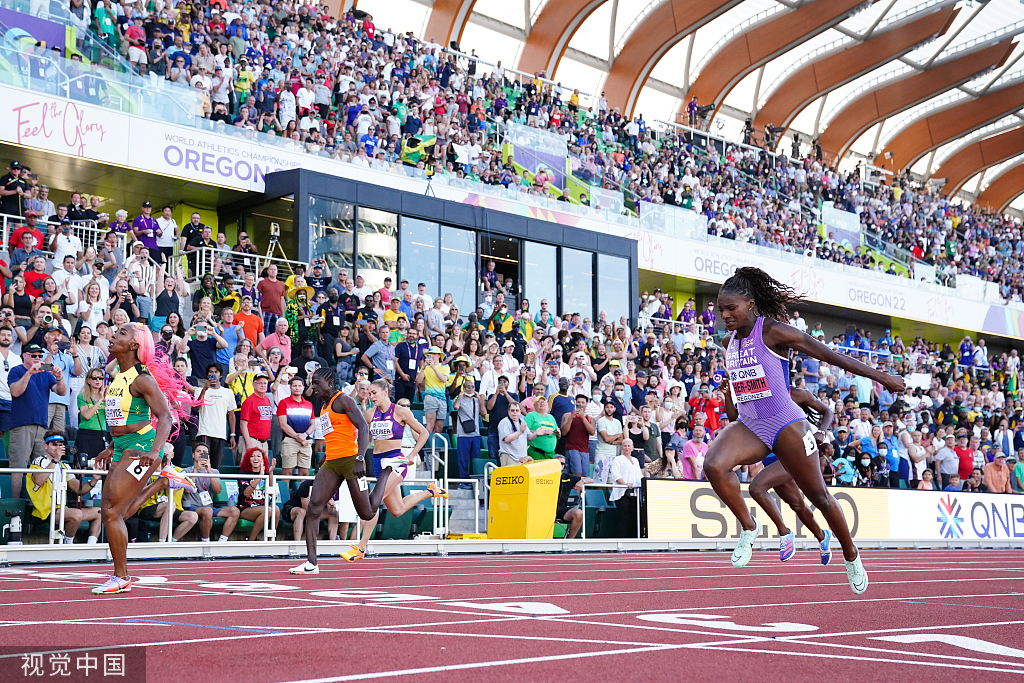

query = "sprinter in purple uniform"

[{"left": 704, "top": 267, "right": 904, "bottom": 594}]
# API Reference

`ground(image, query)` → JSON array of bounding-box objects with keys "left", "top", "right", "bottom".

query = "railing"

[
  {"left": 442, "top": 47, "right": 594, "bottom": 107},
  {"left": 873, "top": 0, "right": 949, "bottom": 32},
  {"left": 861, "top": 229, "right": 917, "bottom": 270},
  {"left": 0, "top": 211, "right": 126, "bottom": 259},
  {"left": 926, "top": 18, "right": 1024, "bottom": 64},
  {"left": 190, "top": 246, "right": 308, "bottom": 282},
  {"left": 614, "top": 0, "right": 664, "bottom": 55},
  {"left": 931, "top": 118, "right": 1020, "bottom": 168}
]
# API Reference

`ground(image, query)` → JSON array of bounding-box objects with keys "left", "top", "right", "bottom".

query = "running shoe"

[
  {"left": 819, "top": 529, "right": 833, "bottom": 565},
  {"left": 731, "top": 526, "right": 758, "bottom": 568},
  {"left": 340, "top": 545, "right": 365, "bottom": 563},
  {"left": 160, "top": 467, "right": 196, "bottom": 493},
  {"left": 779, "top": 532, "right": 795, "bottom": 562},
  {"left": 91, "top": 575, "right": 133, "bottom": 595},
  {"left": 845, "top": 552, "right": 869, "bottom": 595},
  {"left": 427, "top": 482, "right": 448, "bottom": 499},
  {"left": 288, "top": 561, "right": 319, "bottom": 575}
]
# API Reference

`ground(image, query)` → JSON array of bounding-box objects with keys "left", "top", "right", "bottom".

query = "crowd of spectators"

[
  {"left": 4, "top": 1, "right": 1024, "bottom": 545},
  {"left": 24, "top": 0, "right": 1024, "bottom": 302}
]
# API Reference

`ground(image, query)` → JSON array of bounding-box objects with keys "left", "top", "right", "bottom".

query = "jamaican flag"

[{"left": 401, "top": 135, "right": 437, "bottom": 166}]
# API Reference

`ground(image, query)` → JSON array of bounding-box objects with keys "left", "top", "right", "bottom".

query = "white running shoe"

[
  {"left": 731, "top": 526, "right": 758, "bottom": 568},
  {"left": 845, "top": 552, "right": 868, "bottom": 595},
  {"left": 288, "top": 561, "right": 320, "bottom": 575}
]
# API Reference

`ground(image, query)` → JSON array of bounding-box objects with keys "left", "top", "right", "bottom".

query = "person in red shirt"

[
  {"left": 954, "top": 431, "right": 975, "bottom": 480},
  {"left": 240, "top": 374, "right": 273, "bottom": 454},
  {"left": 689, "top": 384, "right": 722, "bottom": 433},
  {"left": 9, "top": 212, "right": 44, "bottom": 254},
  {"left": 257, "top": 263, "right": 288, "bottom": 331},
  {"left": 23, "top": 255, "right": 49, "bottom": 298}
]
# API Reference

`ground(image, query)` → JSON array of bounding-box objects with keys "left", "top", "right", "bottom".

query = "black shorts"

[
  {"left": 137, "top": 505, "right": 187, "bottom": 522},
  {"left": 556, "top": 507, "right": 575, "bottom": 521}
]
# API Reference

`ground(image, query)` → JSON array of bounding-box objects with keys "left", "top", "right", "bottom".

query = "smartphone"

[
  {"left": 197, "top": 324, "right": 208, "bottom": 334},
  {"left": 57, "top": 341, "right": 70, "bottom": 352},
  {"left": 41, "top": 363, "right": 53, "bottom": 371}
]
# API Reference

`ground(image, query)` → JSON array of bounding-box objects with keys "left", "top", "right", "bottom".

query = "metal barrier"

[
  {"left": 190, "top": 246, "right": 309, "bottom": 281},
  {"left": 0, "top": 212, "right": 126, "bottom": 260}
]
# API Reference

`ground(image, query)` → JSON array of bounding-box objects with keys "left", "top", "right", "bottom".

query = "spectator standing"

[
  {"left": 983, "top": 453, "right": 1013, "bottom": 494},
  {"left": 595, "top": 400, "right": 624, "bottom": 483},
  {"left": 239, "top": 373, "right": 273, "bottom": 454},
  {"left": 194, "top": 364, "right": 237, "bottom": 469},
  {"left": 609, "top": 438, "right": 643, "bottom": 536},
  {"left": 933, "top": 434, "right": 959, "bottom": 489},
  {"left": 497, "top": 402, "right": 533, "bottom": 467},
  {"left": 0, "top": 325, "right": 21, "bottom": 439},
  {"left": 277, "top": 377, "right": 315, "bottom": 478},
  {"left": 453, "top": 380, "right": 485, "bottom": 485},
  {"left": 561, "top": 394, "right": 596, "bottom": 477},
  {"left": 42, "top": 328, "right": 81, "bottom": 433},
  {"left": 8, "top": 343, "right": 65, "bottom": 499},
  {"left": 257, "top": 264, "right": 288, "bottom": 331}
]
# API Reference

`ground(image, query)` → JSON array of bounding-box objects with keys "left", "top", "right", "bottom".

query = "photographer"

[
  {"left": 8, "top": 343, "right": 66, "bottom": 500},
  {"left": 28, "top": 431, "right": 101, "bottom": 544},
  {"left": 42, "top": 326, "right": 82, "bottom": 433}
]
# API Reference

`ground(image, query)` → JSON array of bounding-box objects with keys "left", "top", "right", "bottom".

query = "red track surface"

[{"left": 2, "top": 549, "right": 1024, "bottom": 682}]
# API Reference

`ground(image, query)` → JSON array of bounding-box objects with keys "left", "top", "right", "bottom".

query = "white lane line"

[{"left": 769, "top": 636, "right": 1024, "bottom": 669}]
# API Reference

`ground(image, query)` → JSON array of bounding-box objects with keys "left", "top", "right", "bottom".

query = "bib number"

[
  {"left": 127, "top": 458, "right": 149, "bottom": 481},
  {"left": 802, "top": 431, "right": 817, "bottom": 456},
  {"left": 105, "top": 397, "right": 126, "bottom": 426},
  {"left": 729, "top": 364, "right": 772, "bottom": 403},
  {"left": 357, "top": 477, "right": 368, "bottom": 492},
  {"left": 199, "top": 490, "right": 213, "bottom": 506},
  {"left": 315, "top": 413, "right": 333, "bottom": 439}
]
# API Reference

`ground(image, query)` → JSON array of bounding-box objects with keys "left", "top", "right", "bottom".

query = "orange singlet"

[{"left": 318, "top": 391, "right": 358, "bottom": 460}]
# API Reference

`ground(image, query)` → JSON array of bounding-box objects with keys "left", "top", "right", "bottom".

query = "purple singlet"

[
  {"left": 370, "top": 403, "right": 405, "bottom": 441},
  {"left": 725, "top": 316, "right": 807, "bottom": 449}
]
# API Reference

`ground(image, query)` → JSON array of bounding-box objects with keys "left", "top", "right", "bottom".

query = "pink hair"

[{"left": 131, "top": 323, "right": 199, "bottom": 431}]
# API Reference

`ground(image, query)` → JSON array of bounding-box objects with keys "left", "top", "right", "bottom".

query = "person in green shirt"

[
  {"left": 1012, "top": 454, "right": 1024, "bottom": 493},
  {"left": 525, "top": 396, "right": 559, "bottom": 460},
  {"left": 76, "top": 368, "right": 108, "bottom": 460}
]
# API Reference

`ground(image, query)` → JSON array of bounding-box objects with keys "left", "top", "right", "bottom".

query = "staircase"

[{"left": 447, "top": 485, "right": 485, "bottom": 534}]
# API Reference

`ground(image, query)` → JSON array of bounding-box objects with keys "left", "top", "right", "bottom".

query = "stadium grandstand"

[{"left": 0, "top": 0, "right": 1022, "bottom": 680}]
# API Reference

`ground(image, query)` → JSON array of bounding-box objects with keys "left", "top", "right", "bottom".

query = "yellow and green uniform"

[
  {"left": 422, "top": 363, "right": 451, "bottom": 401},
  {"left": 525, "top": 411, "right": 558, "bottom": 460},
  {"left": 105, "top": 364, "right": 155, "bottom": 462}
]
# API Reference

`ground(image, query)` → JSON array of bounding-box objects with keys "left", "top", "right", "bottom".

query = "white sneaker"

[
  {"left": 288, "top": 561, "right": 320, "bottom": 575},
  {"left": 845, "top": 552, "right": 868, "bottom": 595},
  {"left": 731, "top": 526, "right": 759, "bottom": 568}
]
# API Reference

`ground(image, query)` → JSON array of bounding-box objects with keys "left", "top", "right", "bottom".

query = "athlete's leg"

[
  {"left": 774, "top": 421, "right": 856, "bottom": 561},
  {"left": 774, "top": 479, "right": 825, "bottom": 541},
  {"left": 303, "top": 469, "right": 342, "bottom": 564},
  {"left": 353, "top": 512, "right": 378, "bottom": 552},
  {"left": 702, "top": 421, "right": 770, "bottom": 532},
  {"left": 381, "top": 474, "right": 434, "bottom": 517},
  {"left": 100, "top": 453, "right": 163, "bottom": 579},
  {"left": 748, "top": 462, "right": 791, "bottom": 536},
  {"left": 353, "top": 465, "right": 392, "bottom": 520}
]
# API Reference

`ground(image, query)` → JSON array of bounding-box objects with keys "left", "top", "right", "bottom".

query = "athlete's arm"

[
  {"left": 790, "top": 387, "right": 834, "bottom": 433},
  {"left": 765, "top": 319, "right": 905, "bottom": 393},
  {"left": 397, "top": 405, "right": 428, "bottom": 459},
  {"left": 336, "top": 393, "right": 370, "bottom": 459},
  {"left": 131, "top": 373, "right": 174, "bottom": 466}
]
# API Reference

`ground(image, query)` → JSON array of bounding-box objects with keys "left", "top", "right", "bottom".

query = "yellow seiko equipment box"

[{"left": 487, "top": 459, "right": 562, "bottom": 539}]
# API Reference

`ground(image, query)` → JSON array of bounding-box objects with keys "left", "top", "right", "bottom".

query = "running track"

[{"left": 1, "top": 549, "right": 1023, "bottom": 682}]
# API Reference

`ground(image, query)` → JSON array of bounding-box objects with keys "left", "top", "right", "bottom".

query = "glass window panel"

[
  {"left": 308, "top": 196, "right": 354, "bottom": 278},
  {"left": 560, "top": 248, "right": 594, "bottom": 320},
  {"left": 523, "top": 241, "right": 557, "bottom": 322},
  {"left": 598, "top": 254, "right": 630, "bottom": 325},
  {"left": 356, "top": 207, "right": 398, "bottom": 292},
  {"left": 440, "top": 225, "right": 477, "bottom": 316},
  {"left": 399, "top": 217, "right": 440, "bottom": 299}
]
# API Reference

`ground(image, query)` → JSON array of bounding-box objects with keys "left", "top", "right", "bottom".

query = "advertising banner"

[
  {"left": 821, "top": 201, "right": 860, "bottom": 251},
  {"left": 0, "top": 8, "right": 66, "bottom": 52},
  {"left": 644, "top": 479, "right": 1024, "bottom": 542},
  {"left": 644, "top": 479, "right": 890, "bottom": 540}
]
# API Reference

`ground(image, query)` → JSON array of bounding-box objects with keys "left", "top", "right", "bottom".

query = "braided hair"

[
  {"left": 312, "top": 366, "right": 337, "bottom": 390},
  {"left": 719, "top": 267, "right": 802, "bottom": 322}
]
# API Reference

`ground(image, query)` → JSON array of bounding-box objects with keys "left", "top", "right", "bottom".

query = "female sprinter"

[
  {"left": 92, "top": 323, "right": 197, "bottom": 595},
  {"left": 290, "top": 368, "right": 392, "bottom": 575},
  {"left": 705, "top": 267, "right": 903, "bottom": 594},
  {"left": 723, "top": 381, "right": 834, "bottom": 565},
  {"left": 342, "top": 378, "right": 448, "bottom": 562}
]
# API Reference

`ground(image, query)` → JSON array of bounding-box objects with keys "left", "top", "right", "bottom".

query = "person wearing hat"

[
  {"left": 239, "top": 371, "right": 273, "bottom": 455},
  {"left": 0, "top": 160, "right": 27, "bottom": 217},
  {"left": 983, "top": 452, "right": 1013, "bottom": 494},
  {"left": 131, "top": 201, "right": 160, "bottom": 252},
  {"left": 294, "top": 339, "right": 329, "bottom": 383},
  {"left": 285, "top": 281, "right": 316, "bottom": 347},
  {"left": 418, "top": 345, "right": 450, "bottom": 436},
  {"left": 8, "top": 342, "right": 66, "bottom": 500},
  {"left": 453, "top": 375, "right": 485, "bottom": 484},
  {"left": 27, "top": 429, "right": 102, "bottom": 543},
  {"left": 8, "top": 210, "right": 43, "bottom": 256}
]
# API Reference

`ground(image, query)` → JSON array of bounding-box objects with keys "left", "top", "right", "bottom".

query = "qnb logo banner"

[{"left": 644, "top": 480, "right": 1024, "bottom": 541}]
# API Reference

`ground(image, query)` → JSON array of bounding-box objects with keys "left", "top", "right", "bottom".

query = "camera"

[
  {"left": 42, "top": 312, "right": 54, "bottom": 326},
  {"left": 269, "top": 222, "right": 281, "bottom": 242},
  {"left": 57, "top": 341, "right": 70, "bottom": 352}
]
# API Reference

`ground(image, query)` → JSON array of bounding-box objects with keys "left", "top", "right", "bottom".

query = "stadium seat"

[{"left": 553, "top": 522, "right": 569, "bottom": 539}]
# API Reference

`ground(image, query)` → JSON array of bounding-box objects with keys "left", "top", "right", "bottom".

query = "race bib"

[
  {"left": 126, "top": 458, "right": 149, "bottom": 481},
  {"left": 198, "top": 490, "right": 213, "bottom": 506},
  {"left": 357, "top": 476, "right": 368, "bottom": 491},
  {"left": 156, "top": 494, "right": 168, "bottom": 503},
  {"left": 729, "top": 364, "right": 772, "bottom": 403},
  {"left": 315, "top": 413, "right": 333, "bottom": 439},
  {"left": 105, "top": 397, "right": 127, "bottom": 426},
  {"left": 408, "top": 359, "right": 416, "bottom": 371},
  {"left": 802, "top": 431, "right": 817, "bottom": 457}
]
